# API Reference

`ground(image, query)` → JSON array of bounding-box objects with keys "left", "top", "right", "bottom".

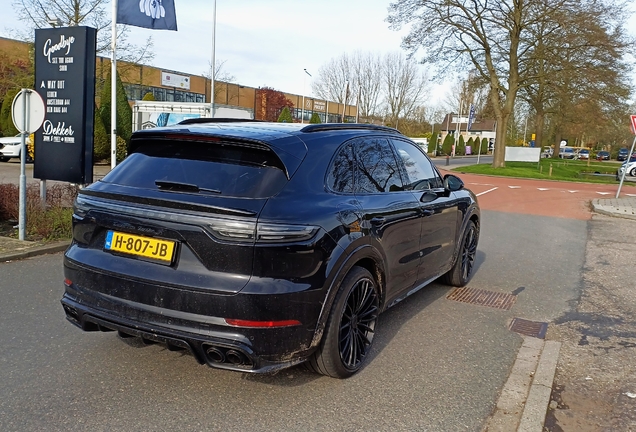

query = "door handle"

[
  {"left": 370, "top": 217, "right": 386, "bottom": 226},
  {"left": 421, "top": 209, "right": 434, "bottom": 217}
]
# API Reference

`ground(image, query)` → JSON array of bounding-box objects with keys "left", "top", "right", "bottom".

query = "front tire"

[
  {"left": 630, "top": 167, "right": 636, "bottom": 177},
  {"left": 442, "top": 220, "right": 479, "bottom": 287},
  {"left": 307, "top": 267, "right": 379, "bottom": 378}
]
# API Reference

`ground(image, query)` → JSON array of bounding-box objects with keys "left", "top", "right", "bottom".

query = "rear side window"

[
  {"left": 327, "top": 142, "right": 355, "bottom": 193},
  {"left": 101, "top": 140, "right": 288, "bottom": 198},
  {"left": 354, "top": 138, "right": 403, "bottom": 193}
]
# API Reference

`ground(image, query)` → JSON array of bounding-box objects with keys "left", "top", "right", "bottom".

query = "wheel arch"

[{"left": 309, "top": 244, "right": 386, "bottom": 349}]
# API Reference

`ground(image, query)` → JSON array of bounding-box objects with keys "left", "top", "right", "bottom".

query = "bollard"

[
  {"left": 446, "top": 155, "right": 450, "bottom": 166},
  {"left": 549, "top": 163, "right": 553, "bottom": 177}
]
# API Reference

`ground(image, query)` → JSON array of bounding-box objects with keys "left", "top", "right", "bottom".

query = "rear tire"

[
  {"left": 306, "top": 266, "right": 379, "bottom": 378},
  {"left": 442, "top": 220, "right": 479, "bottom": 287},
  {"left": 630, "top": 167, "right": 636, "bottom": 177}
]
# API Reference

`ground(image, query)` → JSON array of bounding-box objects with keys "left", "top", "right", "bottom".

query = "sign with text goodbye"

[{"left": 34, "top": 26, "right": 96, "bottom": 184}]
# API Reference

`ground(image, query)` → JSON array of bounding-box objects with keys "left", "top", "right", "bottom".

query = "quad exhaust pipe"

[{"left": 203, "top": 344, "right": 252, "bottom": 367}]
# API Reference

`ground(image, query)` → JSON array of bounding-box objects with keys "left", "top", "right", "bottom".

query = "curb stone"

[
  {"left": 482, "top": 337, "right": 561, "bottom": 432},
  {"left": 0, "top": 239, "right": 70, "bottom": 262}
]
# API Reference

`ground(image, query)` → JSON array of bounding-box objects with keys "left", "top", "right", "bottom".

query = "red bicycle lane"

[{"left": 446, "top": 172, "right": 636, "bottom": 220}]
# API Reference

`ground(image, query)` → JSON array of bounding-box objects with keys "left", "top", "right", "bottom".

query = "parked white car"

[
  {"left": 617, "top": 160, "right": 636, "bottom": 181},
  {"left": 0, "top": 134, "right": 29, "bottom": 162}
]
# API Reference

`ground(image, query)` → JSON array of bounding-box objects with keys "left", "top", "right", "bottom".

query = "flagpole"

[
  {"left": 210, "top": 0, "right": 216, "bottom": 118},
  {"left": 111, "top": 0, "right": 118, "bottom": 169}
]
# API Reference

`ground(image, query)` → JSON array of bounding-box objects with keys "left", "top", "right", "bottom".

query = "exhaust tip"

[
  {"left": 63, "top": 304, "right": 79, "bottom": 322},
  {"left": 225, "top": 349, "right": 247, "bottom": 365},
  {"left": 205, "top": 346, "right": 226, "bottom": 363},
  {"left": 202, "top": 344, "right": 253, "bottom": 368}
]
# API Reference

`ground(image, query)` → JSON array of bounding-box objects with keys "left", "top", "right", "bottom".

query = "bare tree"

[
  {"left": 442, "top": 75, "right": 487, "bottom": 119},
  {"left": 311, "top": 54, "right": 351, "bottom": 104},
  {"left": 202, "top": 59, "right": 237, "bottom": 103},
  {"left": 313, "top": 50, "right": 430, "bottom": 125},
  {"left": 388, "top": 0, "right": 633, "bottom": 166},
  {"left": 388, "top": 0, "right": 576, "bottom": 167},
  {"left": 383, "top": 51, "right": 428, "bottom": 127},
  {"left": 350, "top": 51, "right": 383, "bottom": 118},
  {"left": 11, "top": 0, "right": 154, "bottom": 65}
]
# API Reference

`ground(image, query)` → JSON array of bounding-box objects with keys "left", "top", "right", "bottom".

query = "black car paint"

[{"left": 62, "top": 122, "right": 479, "bottom": 374}]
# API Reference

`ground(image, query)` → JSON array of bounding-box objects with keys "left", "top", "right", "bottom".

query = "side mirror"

[{"left": 443, "top": 174, "right": 464, "bottom": 192}]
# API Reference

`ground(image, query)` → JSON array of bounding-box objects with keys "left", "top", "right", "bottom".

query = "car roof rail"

[
  {"left": 300, "top": 123, "right": 403, "bottom": 134},
  {"left": 177, "top": 118, "right": 264, "bottom": 125}
]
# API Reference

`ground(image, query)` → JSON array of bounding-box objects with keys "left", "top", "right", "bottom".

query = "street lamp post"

[
  {"left": 210, "top": 0, "right": 217, "bottom": 118},
  {"left": 341, "top": 80, "right": 349, "bottom": 123},
  {"left": 301, "top": 69, "right": 311, "bottom": 123}
]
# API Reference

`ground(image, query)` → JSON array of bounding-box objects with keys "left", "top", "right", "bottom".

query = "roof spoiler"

[{"left": 177, "top": 118, "right": 264, "bottom": 125}]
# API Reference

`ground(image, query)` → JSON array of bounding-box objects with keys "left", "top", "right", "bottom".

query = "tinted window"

[
  {"left": 354, "top": 138, "right": 403, "bottom": 193},
  {"left": 101, "top": 141, "right": 288, "bottom": 198},
  {"left": 391, "top": 139, "right": 443, "bottom": 190},
  {"left": 327, "top": 142, "right": 355, "bottom": 193}
]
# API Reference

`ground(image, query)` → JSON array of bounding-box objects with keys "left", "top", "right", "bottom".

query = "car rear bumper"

[{"left": 62, "top": 257, "right": 326, "bottom": 373}]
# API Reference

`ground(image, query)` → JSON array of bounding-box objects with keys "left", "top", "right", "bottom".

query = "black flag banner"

[{"left": 117, "top": 0, "right": 178, "bottom": 31}]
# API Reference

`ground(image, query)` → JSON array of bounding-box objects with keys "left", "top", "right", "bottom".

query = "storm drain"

[
  {"left": 446, "top": 287, "right": 516, "bottom": 310},
  {"left": 509, "top": 318, "right": 548, "bottom": 339}
]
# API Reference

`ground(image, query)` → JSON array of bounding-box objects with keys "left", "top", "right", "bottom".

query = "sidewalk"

[{"left": 591, "top": 196, "right": 636, "bottom": 220}]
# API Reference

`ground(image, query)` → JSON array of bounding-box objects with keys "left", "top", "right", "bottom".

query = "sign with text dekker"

[{"left": 34, "top": 26, "right": 96, "bottom": 183}]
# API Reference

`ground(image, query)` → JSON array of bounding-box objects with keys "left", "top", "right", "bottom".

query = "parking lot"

[{"left": 3, "top": 161, "right": 619, "bottom": 431}]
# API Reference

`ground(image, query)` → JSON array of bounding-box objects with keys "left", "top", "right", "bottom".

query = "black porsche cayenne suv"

[{"left": 62, "top": 120, "right": 480, "bottom": 378}]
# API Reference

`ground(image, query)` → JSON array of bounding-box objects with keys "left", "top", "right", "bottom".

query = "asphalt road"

[{"left": 0, "top": 205, "right": 586, "bottom": 431}]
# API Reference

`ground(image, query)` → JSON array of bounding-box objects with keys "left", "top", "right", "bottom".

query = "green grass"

[{"left": 452, "top": 158, "right": 620, "bottom": 184}]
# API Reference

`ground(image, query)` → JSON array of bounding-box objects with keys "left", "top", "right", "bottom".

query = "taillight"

[
  {"left": 73, "top": 195, "right": 91, "bottom": 218},
  {"left": 256, "top": 223, "right": 317, "bottom": 242},
  {"left": 207, "top": 220, "right": 256, "bottom": 240},
  {"left": 208, "top": 220, "right": 318, "bottom": 243},
  {"left": 224, "top": 318, "right": 301, "bottom": 328}
]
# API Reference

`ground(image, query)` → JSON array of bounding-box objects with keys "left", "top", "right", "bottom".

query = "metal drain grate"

[
  {"left": 509, "top": 318, "right": 548, "bottom": 339},
  {"left": 446, "top": 287, "right": 516, "bottom": 310}
]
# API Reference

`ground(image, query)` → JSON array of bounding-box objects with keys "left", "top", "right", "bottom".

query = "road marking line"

[
  {"left": 596, "top": 192, "right": 611, "bottom": 195},
  {"left": 509, "top": 186, "right": 521, "bottom": 189},
  {"left": 626, "top": 194, "right": 636, "bottom": 197},
  {"left": 537, "top": 188, "right": 550, "bottom": 191},
  {"left": 477, "top": 187, "right": 498, "bottom": 196},
  {"left": 568, "top": 191, "right": 578, "bottom": 193}
]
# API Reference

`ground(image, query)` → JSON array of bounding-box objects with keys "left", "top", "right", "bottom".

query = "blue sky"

[
  {"left": 1, "top": 1, "right": 431, "bottom": 99},
  {"left": 1, "top": 1, "right": 634, "bottom": 107}
]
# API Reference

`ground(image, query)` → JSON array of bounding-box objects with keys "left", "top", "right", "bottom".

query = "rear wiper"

[{"left": 155, "top": 180, "right": 221, "bottom": 194}]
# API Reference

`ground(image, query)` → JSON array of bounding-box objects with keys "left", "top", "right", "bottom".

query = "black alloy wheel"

[
  {"left": 338, "top": 275, "right": 378, "bottom": 371},
  {"left": 307, "top": 266, "right": 379, "bottom": 378},
  {"left": 442, "top": 220, "right": 479, "bottom": 287},
  {"left": 459, "top": 222, "right": 478, "bottom": 282}
]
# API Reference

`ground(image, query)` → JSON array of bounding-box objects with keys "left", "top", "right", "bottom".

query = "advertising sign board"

[
  {"left": 34, "top": 26, "right": 96, "bottom": 184},
  {"left": 161, "top": 71, "right": 190, "bottom": 90}
]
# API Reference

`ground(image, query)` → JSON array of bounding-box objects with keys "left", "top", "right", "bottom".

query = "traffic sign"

[
  {"left": 11, "top": 89, "right": 45, "bottom": 134},
  {"left": 631, "top": 115, "right": 636, "bottom": 135}
]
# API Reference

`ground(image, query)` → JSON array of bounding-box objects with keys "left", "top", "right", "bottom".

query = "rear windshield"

[{"left": 100, "top": 140, "right": 288, "bottom": 198}]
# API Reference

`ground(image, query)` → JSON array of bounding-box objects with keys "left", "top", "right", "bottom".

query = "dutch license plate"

[{"left": 105, "top": 230, "right": 176, "bottom": 263}]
